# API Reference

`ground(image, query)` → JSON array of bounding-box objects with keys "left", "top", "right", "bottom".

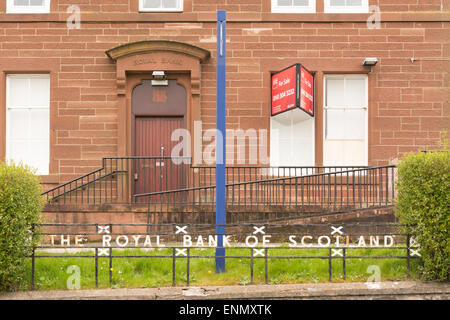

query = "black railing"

[
  {"left": 28, "top": 222, "right": 420, "bottom": 290},
  {"left": 42, "top": 156, "right": 371, "bottom": 206},
  {"left": 136, "top": 165, "right": 396, "bottom": 225},
  {"left": 42, "top": 157, "right": 191, "bottom": 205}
]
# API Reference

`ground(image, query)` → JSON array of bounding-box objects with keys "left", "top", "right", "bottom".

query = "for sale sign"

[
  {"left": 271, "top": 64, "right": 314, "bottom": 117},
  {"left": 271, "top": 64, "right": 298, "bottom": 116},
  {"left": 300, "top": 66, "right": 314, "bottom": 116}
]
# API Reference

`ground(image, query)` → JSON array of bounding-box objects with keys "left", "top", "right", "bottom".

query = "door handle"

[{"left": 134, "top": 173, "right": 138, "bottom": 181}]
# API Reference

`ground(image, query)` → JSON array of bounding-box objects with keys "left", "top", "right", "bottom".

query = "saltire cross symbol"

[
  {"left": 253, "top": 226, "right": 266, "bottom": 235},
  {"left": 98, "top": 248, "right": 109, "bottom": 256},
  {"left": 176, "top": 248, "right": 187, "bottom": 257},
  {"left": 410, "top": 237, "right": 419, "bottom": 247},
  {"left": 331, "top": 226, "right": 344, "bottom": 235},
  {"left": 332, "top": 249, "right": 343, "bottom": 257},
  {"left": 98, "top": 225, "right": 110, "bottom": 234},
  {"left": 253, "top": 249, "right": 265, "bottom": 257},
  {"left": 410, "top": 248, "right": 421, "bottom": 257},
  {"left": 175, "top": 225, "right": 188, "bottom": 235}
]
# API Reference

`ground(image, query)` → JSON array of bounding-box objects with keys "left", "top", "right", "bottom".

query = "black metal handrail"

[
  {"left": 44, "top": 167, "right": 103, "bottom": 195},
  {"left": 137, "top": 165, "right": 396, "bottom": 225},
  {"left": 134, "top": 165, "right": 395, "bottom": 198},
  {"left": 42, "top": 156, "right": 191, "bottom": 204},
  {"left": 47, "top": 170, "right": 127, "bottom": 202},
  {"left": 42, "top": 156, "right": 371, "bottom": 206}
]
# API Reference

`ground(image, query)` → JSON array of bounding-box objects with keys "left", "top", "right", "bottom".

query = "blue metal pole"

[{"left": 215, "top": 10, "right": 226, "bottom": 273}]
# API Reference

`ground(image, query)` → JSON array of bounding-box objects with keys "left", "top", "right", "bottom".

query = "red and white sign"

[
  {"left": 300, "top": 66, "right": 314, "bottom": 116},
  {"left": 271, "top": 64, "right": 314, "bottom": 117},
  {"left": 271, "top": 64, "right": 298, "bottom": 116}
]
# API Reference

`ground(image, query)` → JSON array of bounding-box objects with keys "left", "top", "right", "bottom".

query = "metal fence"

[
  {"left": 136, "top": 165, "right": 396, "bottom": 225},
  {"left": 42, "top": 156, "right": 371, "bottom": 206},
  {"left": 29, "top": 222, "right": 421, "bottom": 290},
  {"left": 42, "top": 157, "right": 190, "bottom": 205}
]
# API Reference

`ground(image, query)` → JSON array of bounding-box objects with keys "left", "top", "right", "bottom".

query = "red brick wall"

[
  {"left": 0, "top": 1, "right": 448, "bottom": 184},
  {"left": 0, "top": 0, "right": 445, "bottom": 14}
]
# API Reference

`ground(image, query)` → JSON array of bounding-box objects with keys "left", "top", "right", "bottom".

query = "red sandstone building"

[{"left": 0, "top": 1, "right": 448, "bottom": 214}]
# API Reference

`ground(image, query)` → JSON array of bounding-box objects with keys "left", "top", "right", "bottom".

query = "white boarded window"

[
  {"left": 323, "top": 75, "right": 368, "bottom": 166},
  {"left": 324, "top": 0, "right": 368, "bottom": 13},
  {"left": 271, "top": 0, "right": 316, "bottom": 13},
  {"left": 270, "top": 108, "right": 315, "bottom": 174},
  {"left": 6, "top": 0, "right": 50, "bottom": 14},
  {"left": 139, "top": 0, "right": 183, "bottom": 12},
  {"left": 6, "top": 74, "right": 50, "bottom": 175}
]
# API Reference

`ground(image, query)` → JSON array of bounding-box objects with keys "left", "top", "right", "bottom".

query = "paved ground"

[{"left": 1, "top": 281, "right": 449, "bottom": 300}]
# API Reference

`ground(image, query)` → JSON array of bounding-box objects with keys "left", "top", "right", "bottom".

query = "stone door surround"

[{"left": 106, "top": 40, "right": 211, "bottom": 157}]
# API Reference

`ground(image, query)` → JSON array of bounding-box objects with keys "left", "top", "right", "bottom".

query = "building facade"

[{"left": 0, "top": 0, "right": 449, "bottom": 193}]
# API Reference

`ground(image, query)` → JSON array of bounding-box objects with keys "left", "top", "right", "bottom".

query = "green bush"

[
  {"left": 0, "top": 161, "right": 44, "bottom": 291},
  {"left": 395, "top": 134, "right": 449, "bottom": 281}
]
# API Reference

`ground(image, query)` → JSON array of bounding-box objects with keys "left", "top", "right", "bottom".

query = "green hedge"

[
  {"left": 395, "top": 135, "right": 449, "bottom": 281},
  {"left": 0, "top": 161, "right": 43, "bottom": 291}
]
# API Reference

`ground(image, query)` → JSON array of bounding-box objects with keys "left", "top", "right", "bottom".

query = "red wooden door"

[{"left": 133, "top": 116, "right": 185, "bottom": 201}]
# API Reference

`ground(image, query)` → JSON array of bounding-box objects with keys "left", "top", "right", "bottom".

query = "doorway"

[{"left": 131, "top": 79, "right": 187, "bottom": 201}]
